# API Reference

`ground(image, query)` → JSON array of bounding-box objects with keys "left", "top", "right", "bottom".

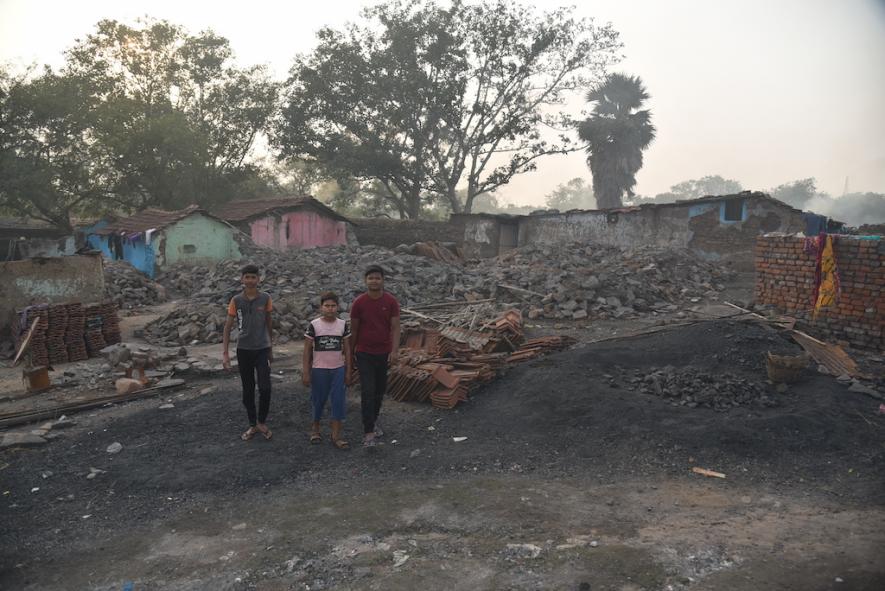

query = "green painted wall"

[{"left": 157, "top": 214, "right": 241, "bottom": 267}]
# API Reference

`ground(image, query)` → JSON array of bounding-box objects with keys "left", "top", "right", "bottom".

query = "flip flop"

[
  {"left": 332, "top": 438, "right": 350, "bottom": 450},
  {"left": 261, "top": 428, "right": 273, "bottom": 441},
  {"left": 309, "top": 432, "right": 322, "bottom": 445},
  {"left": 241, "top": 428, "right": 257, "bottom": 441}
]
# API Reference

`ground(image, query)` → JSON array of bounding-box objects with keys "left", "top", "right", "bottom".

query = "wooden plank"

[
  {"left": 692, "top": 467, "right": 726, "bottom": 479},
  {"left": 790, "top": 330, "right": 862, "bottom": 378},
  {"left": 12, "top": 317, "right": 41, "bottom": 367}
]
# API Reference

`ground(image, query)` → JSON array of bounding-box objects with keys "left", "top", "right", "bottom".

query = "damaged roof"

[
  {"left": 0, "top": 217, "right": 68, "bottom": 237},
  {"left": 453, "top": 191, "right": 804, "bottom": 221},
  {"left": 215, "top": 196, "right": 351, "bottom": 224},
  {"left": 93, "top": 205, "right": 228, "bottom": 235}
]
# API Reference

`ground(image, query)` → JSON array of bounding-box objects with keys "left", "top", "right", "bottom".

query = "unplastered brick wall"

[
  {"left": 351, "top": 217, "right": 465, "bottom": 249},
  {"left": 755, "top": 235, "right": 884, "bottom": 350}
]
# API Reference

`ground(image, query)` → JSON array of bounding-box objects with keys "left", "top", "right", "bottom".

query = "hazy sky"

[{"left": 2, "top": 0, "right": 884, "bottom": 205}]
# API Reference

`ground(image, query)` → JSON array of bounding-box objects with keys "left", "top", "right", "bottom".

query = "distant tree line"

[{"left": 1, "top": 1, "right": 632, "bottom": 227}]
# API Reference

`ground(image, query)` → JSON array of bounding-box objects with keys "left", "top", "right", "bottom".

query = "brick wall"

[
  {"left": 755, "top": 235, "right": 884, "bottom": 350},
  {"left": 352, "top": 217, "right": 465, "bottom": 249}
]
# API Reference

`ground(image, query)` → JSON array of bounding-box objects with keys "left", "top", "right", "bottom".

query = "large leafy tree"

[
  {"left": 64, "top": 18, "right": 280, "bottom": 210},
  {"left": 0, "top": 66, "right": 112, "bottom": 231},
  {"left": 578, "top": 73, "right": 655, "bottom": 209},
  {"left": 276, "top": 0, "right": 620, "bottom": 218}
]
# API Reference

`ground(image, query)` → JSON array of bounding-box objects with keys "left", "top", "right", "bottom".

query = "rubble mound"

[
  {"left": 104, "top": 260, "right": 167, "bottom": 309},
  {"left": 143, "top": 303, "right": 229, "bottom": 347},
  {"left": 144, "top": 242, "right": 733, "bottom": 346},
  {"left": 627, "top": 366, "right": 777, "bottom": 411},
  {"left": 479, "top": 243, "right": 733, "bottom": 320}
]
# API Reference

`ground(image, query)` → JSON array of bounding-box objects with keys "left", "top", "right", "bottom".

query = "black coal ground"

[{"left": 1, "top": 318, "right": 883, "bottom": 588}]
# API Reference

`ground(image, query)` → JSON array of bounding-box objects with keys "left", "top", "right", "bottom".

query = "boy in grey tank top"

[{"left": 223, "top": 264, "right": 274, "bottom": 441}]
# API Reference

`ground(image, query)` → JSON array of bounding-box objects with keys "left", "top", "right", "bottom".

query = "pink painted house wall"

[{"left": 248, "top": 210, "right": 347, "bottom": 250}]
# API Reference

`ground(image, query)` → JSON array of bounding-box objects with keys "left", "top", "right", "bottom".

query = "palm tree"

[{"left": 578, "top": 74, "right": 656, "bottom": 209}]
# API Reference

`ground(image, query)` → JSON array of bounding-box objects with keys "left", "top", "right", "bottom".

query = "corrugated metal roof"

[
  {"left": 93, "top": 205, "right": 226, "bottom": 235},
  {"left": 215, "top": 196, "right": 351, "bottom": 224}
]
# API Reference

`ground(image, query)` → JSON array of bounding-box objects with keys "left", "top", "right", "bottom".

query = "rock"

[
  {"left": 505, "top": 543, "right": 542, "bottom": 559},
  {"left": 0, "top": 432, "right": 47, "bottom": 449},
  {"left": 106, "top": 442, "right": 123, "bottom": 453},
  {"left": 159, "top": 403, "right": 175, "bottom": 409},
  {"left": 848, "top": 381, "right": 881, "bottom": 397},
  {"left": 156, "top": 378, "right": 186, "bottom": 388},
  {"left": 572, "top": 309, "right": 588, "bottom": 320},
  {"left": 115, "top": 378, "right": 145, "bottom": 395}
]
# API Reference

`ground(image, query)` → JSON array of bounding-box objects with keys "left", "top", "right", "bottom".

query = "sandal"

[
  {"left": 309, "top": 432, "right": 322, "bottom": 445},
  {"left": 241, "top": 427, "right": 258, "bottom": 441},
  {"left": 332, "top": 438, "right": 350, "bottom": 450},
  {"left": 257, "top": 425, "right": 273, "bottom": 440}
]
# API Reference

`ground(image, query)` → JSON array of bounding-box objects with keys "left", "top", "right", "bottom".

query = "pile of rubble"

[
  {"left": 477, "top": 243, "right": 732, "bottom": 321},
  {"left": 103, "top": 260, "right": 167, "bottom": 309},
  {"left": 143, "top": 242, "right": 731, "bottom": 346},
  {"left": 622, "top": 366, "right": 778, "bottom": 411}
]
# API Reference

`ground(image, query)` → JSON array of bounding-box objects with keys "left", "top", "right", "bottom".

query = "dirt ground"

[{"left": 2, "top": 305, "right": 884, "bottom": 590}]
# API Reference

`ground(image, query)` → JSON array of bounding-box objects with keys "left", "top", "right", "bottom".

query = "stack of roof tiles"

[
  {"left": 101, "top": 301, "right": 122, "bottom": 345},
  {"left": 389, "top": 309, "right": 572, "bottom": 409},
  {"left": 65, "top": 303, "right": 88, "bottom": 361},
  {"left": 47, "top": 304, "right": 70, "bottom": 365},
  {"left": 84, "top": 304, "right": 107, "bottom": 356}
]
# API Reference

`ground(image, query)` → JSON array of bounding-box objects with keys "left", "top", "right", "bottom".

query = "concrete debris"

[
  {"left": 0, "top": 432, "right": 48, "bottom": 449},
  {"left": 141, "top": 242, "right": 730, "bottom": 346},
  {"left": 103, "top": 260, "right": 167, "bottom": 309},
  {"left": 106, "top": 442, "right": 123, "bottom": 454}
]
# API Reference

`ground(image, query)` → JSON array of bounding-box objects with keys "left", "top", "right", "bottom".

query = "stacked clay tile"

[
  {"left": 84, "top": 303, "right": 107, "bottom": 356},
  {"left": 100, "top": 301, "right": 122, "bottom": 345},
  {"left": 65, "top": 303, "right": 88, "bottom": 361},
  {"left": 47, "top": 304, "right": 69, "bottom": 365}
]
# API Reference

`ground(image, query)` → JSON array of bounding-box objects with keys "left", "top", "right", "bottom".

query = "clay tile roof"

[
  {"left": 215, "top": 196, "right": 351, "bottom": 224},
  {"left": 0, "top": 217, "right": 59, "bottom": 232},
  {"left": 94, "top": 205, "right": 225, "bottom": 235}
]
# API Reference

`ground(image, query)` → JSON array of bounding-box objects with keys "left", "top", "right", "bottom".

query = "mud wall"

[
  {"left": 516, "top": 197, "right": 804, "bottom": 269},
  {"left": 352, "top": 218, "right": 465, "bottom": 249},
  {"left": 755, "top": 235, "right": 884, "bottom": 350},
  {"left": 688, "top": 199, "right": 805, "bottom": 269},
  {"left": 0, "top": 254, "right": 105, "bottom": 335}
]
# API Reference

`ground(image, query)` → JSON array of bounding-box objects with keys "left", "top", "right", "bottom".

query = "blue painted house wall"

[{"left": 89, "top": 233, "right": 158, "bottom": 277}]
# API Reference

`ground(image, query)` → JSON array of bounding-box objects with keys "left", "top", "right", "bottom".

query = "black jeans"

[
  {"left": 236, "top": 348, "right": 271, "bottom": 426},
  {"left": 356, "top": 352, "right": 389, "bottom": 434}
]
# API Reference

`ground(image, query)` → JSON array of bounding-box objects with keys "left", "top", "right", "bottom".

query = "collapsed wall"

[{"left": 755, "top": 235, "right": 884, "bottom": 350}]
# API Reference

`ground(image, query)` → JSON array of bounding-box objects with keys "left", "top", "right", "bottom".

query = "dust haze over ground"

[{"left": 1, "top": 312, "right": 883, "bottom": 590}]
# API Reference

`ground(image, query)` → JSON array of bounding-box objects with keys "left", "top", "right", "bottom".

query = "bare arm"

[
  {"left": 265, "top": 310, "right": 273, "bottom": 363},
  {"left": 302, "top": 337, "right": 312, "bottom": 386},
  {"left": 344, "top": 336, "right": 353, "bottom": 386},
  {"left": 389, "top": 315, "right": 401, "bottom": 363},
  {"left": 350, "top": 317, "right": 361, "bottom": 365},
  {"left": 222, "top": 315, "right": 234, "bottom": 370}
]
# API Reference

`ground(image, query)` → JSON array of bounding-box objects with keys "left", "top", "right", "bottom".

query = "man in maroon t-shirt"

[{"left": 350, "top": 265, "right": 400, "bottom": 447}]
